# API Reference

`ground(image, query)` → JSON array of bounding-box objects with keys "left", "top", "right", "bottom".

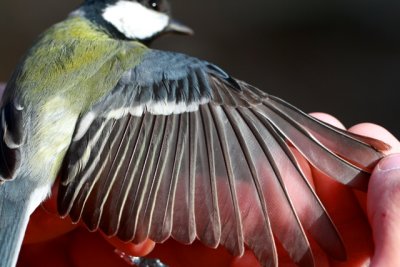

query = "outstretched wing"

[{"left": 57, "top": 50, "right": 388, "bottom": 267}]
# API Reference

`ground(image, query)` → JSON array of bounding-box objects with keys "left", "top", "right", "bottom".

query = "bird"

[{"left": 0, "top": 0, "right": 389, "bottom": 266}]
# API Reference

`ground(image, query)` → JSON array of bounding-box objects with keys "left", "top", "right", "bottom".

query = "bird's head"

[{"left": 79, "top": 0, "right": 193, "bottom": 42}]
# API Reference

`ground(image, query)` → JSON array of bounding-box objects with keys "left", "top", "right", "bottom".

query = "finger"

[
  {"left": 368, "top": 154, "right": 400, "bottom": 267},
  {"left": 309, "top": 113, "right": 346, "bottom": 130},
  {"left": 309, "top": 113, "right": 373, "bottom": 266},
  {"left": 102, "top": 234, "right": 156, "bottom": 257},
  {"left": 309, "top": 113, "right": 364, "bottom": 224},
  {"left": 312, "top": 167, "right": 372, "bottom": 267},
  {"left": 348, "top": 123, "right": 400, "bottom": 154},
  {"left": 347, "top": 123, "right": 400, "bottom": 216}
]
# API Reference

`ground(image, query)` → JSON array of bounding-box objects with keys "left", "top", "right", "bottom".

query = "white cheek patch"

[{"left": 102, "top": 1, "right": 169, "bottom": 39}]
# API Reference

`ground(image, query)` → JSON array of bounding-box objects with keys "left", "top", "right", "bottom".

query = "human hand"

[{"left": 17, "top": 113, "right": 400, "bottom": 267}]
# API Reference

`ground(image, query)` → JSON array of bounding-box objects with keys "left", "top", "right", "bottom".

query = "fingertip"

[
  {"left": 309, "top": 113, "right": 346, "bottom": 130},
  {"left": 368, "top": 154, "right": 400, "bottom": 267},
  {"left": 348, "top": 123, "right": 400, "bottom": 153}
]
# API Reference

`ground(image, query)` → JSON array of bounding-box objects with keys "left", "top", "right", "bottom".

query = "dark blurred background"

[{"left": 0, "top": 0, "right": 399, "bottom": 136}]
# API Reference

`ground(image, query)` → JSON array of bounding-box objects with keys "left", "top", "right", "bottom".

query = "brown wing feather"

[
  {"left": 58, "top": 79, "right": 388, "bottom": 267},
  {"left": 148, "top": 115, "right": 181, "bottom": 243}
]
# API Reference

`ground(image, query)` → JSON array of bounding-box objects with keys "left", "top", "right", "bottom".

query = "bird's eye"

[{"left": 149, "top": 0, "right": 159, "bottom": 10}]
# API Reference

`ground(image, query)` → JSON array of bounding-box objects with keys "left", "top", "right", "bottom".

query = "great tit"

[{"left": 0, "top": 0, "right": 389, "bottom": 267}]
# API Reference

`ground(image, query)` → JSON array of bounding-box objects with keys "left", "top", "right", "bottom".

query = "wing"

[
  {"left": 0, "top": 82, "right": 24, "bottom": 182},
  {"left": 57, "top": 50, "right": 388, "bottom": 267}
]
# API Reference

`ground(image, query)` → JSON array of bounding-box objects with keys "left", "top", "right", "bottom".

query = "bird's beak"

[{"left": 165, "top": 19, "right": 194, "bottom": 35}]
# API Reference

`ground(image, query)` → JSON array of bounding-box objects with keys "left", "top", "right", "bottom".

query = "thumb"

[{"left": 368, "top": 154, "right": 400, "bottom": 267}]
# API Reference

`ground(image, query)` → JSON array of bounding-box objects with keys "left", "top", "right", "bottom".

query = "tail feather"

[{"left": 0, "top": 188, "right": 30, "bottom": 267}]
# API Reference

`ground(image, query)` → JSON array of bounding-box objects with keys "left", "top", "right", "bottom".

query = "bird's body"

[
  {"left": 1, "top": 14, "right": 137, "bottom": 206},
  {"left": 2, "top": 14, "right": 149, "bottom": 196},
  {"left": 0, "top": 1, "right": 389, "bottom": 267},
  {"left": 0, "top": 12, "right": 148, "bottom": 266}
]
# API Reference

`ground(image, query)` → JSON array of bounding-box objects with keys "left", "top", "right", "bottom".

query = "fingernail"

[{"left": 377, "top": 154, "right": 400, "bottom": 172}]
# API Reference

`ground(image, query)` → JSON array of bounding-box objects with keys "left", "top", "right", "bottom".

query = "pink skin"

[
  {"left": 354, "top": 124, "right": 400, "bottom": 267},
  {"left": 332, "top": 120, "right": 400, "bottom": 267},
  {"left": 315, "top": 114, "right": 400, "bottom": 267}
]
